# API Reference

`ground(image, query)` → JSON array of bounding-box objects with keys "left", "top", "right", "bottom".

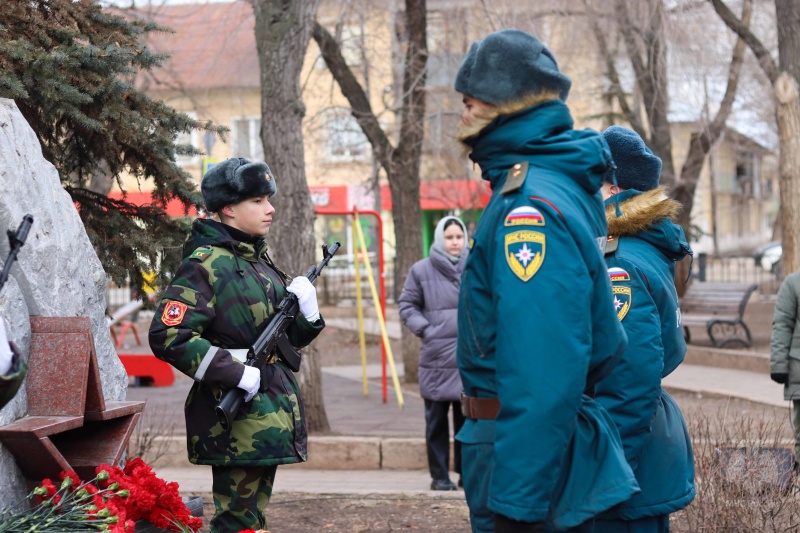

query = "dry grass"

[{"left": 673, "top": 407, "right": 800, "bottom": 532}]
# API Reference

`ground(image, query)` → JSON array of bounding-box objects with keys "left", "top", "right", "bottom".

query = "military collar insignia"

[
  {"left": 605, "top": 236, "right": 619, "bottom": 255},
  {"left": 501, "top": 161, "right": 528, "bottom": 195},
  {"left": 505, "top": 229, "right": 545, "bottom": 282}
]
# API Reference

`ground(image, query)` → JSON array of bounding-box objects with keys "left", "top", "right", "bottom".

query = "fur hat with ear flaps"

[
  {"left": 454, "top": 29, "right": 572, "bottom": 105},
  {"left": 201, "top": 157, "right": 276, "bottom": 213},
  {"left": 602, "top": 126, "right": 662, "bottom": 192}
]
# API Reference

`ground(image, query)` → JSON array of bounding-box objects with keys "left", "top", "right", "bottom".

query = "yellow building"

[{"left": 123, "top": 0, "right": 777, "bottom": 259}]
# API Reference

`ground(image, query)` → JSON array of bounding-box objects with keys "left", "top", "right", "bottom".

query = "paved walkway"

[
  {"left": 664, "top": 363, "right": 786, "bottom": 408},
  {"left": 134, "top": 312, "right": 792, "bottom": 499},
  {"left": 158, "top": 466, "right": 463, "bottom": 496}
]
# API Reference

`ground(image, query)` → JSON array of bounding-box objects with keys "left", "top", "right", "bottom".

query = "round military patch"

[{"left": 161, "top": 300, "right": 188, "bottom": 326}]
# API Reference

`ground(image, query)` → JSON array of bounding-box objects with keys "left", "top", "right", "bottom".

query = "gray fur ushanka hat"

[
  {"left": 454, "top": 29, "right": 572, "bottom": 105},
  {"left": 603, "top": 126, "right": 662, "bottom": 192},
  {"left": 201, "top": 157, "right": 276, "bottom": 212}
]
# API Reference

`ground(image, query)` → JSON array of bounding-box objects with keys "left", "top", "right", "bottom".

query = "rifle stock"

[{"left": 215, "top": 241, "right": 340, "bottom": 431}]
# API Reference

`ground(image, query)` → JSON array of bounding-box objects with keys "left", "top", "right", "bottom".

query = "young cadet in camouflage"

[
  {"left": 149, "top": 157, "right": 324, "bottom": 533},
  {"left": 0, "top": 317, "right": 26, "bottom": 409},
  {"left": 454, "top": 30, "right": 636, "bottom": 533}
]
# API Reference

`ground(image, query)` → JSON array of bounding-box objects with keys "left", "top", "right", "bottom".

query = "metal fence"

[{"left": 693, "top": 253, "right": 783, "bottom": 297}]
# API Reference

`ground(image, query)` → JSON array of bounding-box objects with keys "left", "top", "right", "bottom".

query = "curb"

[{"left": 141, "top": 435, "right": 440, "bottom": 471}]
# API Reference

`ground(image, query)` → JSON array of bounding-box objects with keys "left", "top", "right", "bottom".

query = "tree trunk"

[
  {"left": 775, "top": 0, "right": 800, "bottom": 276},
  {"left": 672, "top": 0, "right": 751, "bottom": 229},
  {"left": 393, "top": 0, "right": 427, "bottom": 384},
  {"left": 775, "top": 72, "right": 800, "bottom": 275},
  {"left": 253, "top": 0, "right": 329, "bottom": 432}
]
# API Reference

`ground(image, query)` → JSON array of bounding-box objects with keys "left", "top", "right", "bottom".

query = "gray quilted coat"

[{"left": 399, "top": 244, "right": 467, "bottom": 401}]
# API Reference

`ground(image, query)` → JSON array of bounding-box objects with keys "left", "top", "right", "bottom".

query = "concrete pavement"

[{"left": 132, "top": 307, "right": 792, "bottom": 499}]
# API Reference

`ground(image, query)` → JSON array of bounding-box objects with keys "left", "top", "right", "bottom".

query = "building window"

[
  {"left": 321, "top": 108, "right": 368, "bottom": 161},
  {"left": 231, "top": 117, "right": 264, "bottom": 161},
  {"left": 175, "top": 111, "right": 199, "bottom": 166}
]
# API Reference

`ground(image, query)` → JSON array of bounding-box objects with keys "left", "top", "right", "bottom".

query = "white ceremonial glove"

[
  {"left": 0, "top": 319, "right": 14, "bottom": 376},
  {"left": 287, "top": 276, "right": 320, "bottom": 322},
  {"left": 236, "top": 365, "right": 261, "bottom": 402}
]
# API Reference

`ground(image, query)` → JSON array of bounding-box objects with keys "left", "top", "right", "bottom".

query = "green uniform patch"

[{"left": 189, "top": 246, "right": 213, "bottom": 262}]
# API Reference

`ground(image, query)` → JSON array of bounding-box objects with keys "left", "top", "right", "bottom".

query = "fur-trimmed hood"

[{"left": 605, "top": 187, "right": 691, "bottom": 261}]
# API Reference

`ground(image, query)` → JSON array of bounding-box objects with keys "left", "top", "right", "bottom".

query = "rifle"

[
  {"left": 0, "top": 215, "right": 34, "bottom": 293},
  {"left": 216, "top": 241, "right": 340, "bottom": 431}
]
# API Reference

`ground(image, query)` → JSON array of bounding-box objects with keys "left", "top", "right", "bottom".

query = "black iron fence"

[{"left": 692, "top": 253, "right": 783, "bottom": 296}]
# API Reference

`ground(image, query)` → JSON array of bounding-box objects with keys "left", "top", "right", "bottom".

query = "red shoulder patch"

[{"left": 161, "top": 300, "right": 188, "bottom": 327}]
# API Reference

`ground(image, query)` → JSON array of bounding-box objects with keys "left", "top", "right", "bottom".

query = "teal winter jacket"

[
  {"left": 597, "top": 187, "right": 696, "bottom": 519},
  {"left": 456, "top": 99, "right": 638, "bottom": 529}
]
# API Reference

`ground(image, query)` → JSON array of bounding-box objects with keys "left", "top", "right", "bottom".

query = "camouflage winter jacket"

[{"left": 149, "top": 219, "right": 324, "bottom": 466}]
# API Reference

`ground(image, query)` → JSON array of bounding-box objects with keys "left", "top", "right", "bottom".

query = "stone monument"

[{"left": 0, "top": 98, "right": 128, "bottom": 506}]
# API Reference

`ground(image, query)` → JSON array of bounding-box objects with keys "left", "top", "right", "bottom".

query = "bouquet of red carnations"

[{"left": 0, "top": 458, "right": 203, "bottom": 532}]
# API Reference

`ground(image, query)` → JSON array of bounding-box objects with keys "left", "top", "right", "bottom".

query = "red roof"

[{"left": 127, "top": 1, "right": 260, "bottom": 91}]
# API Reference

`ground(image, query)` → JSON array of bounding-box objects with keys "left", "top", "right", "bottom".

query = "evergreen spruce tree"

[{"left": 0, "top": 0, "right": 225, "bottom": 296}]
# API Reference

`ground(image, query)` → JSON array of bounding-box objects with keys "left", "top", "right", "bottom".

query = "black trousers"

[{"left": 424, "top": 399, "right": 465, "bottom": 481}]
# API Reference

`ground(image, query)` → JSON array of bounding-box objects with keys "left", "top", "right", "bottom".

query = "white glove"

[
  {"left": 236, "top": 365, "right": 261, "bottom": 402},
  {"left": 0, "top": 319, "right": 14, "bottom": 376},
  {"left": 287, "top": 276, "right": 320, "bottom": 322}
]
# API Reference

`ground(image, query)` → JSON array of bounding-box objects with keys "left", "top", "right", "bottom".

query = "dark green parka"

[{"left": 149, "top": 219, "right": 323, "bottom": 466}]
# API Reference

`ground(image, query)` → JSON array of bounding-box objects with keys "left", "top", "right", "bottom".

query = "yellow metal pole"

[
  {"left": 354, "top": 217, "right": 404, "bottom": 408},
  {"left": 352, "top": 213, "right": 369, "bottom": 396}
]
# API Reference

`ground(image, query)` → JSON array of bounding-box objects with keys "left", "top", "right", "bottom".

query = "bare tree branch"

[
  {"left": 709, "top": 0, "right": 779, "bottom": 83},
  {"left": 676, "top": 0, "right": 752, "bottom": 200},
  {"left": 615, "top": 0, "right": 675, "bottom": 186},
  {"left": 312, "top": 20, "right": 394, "bottom": 172},
  {"left": 585, "top": 0, "right": 647, "bottom": 137}
]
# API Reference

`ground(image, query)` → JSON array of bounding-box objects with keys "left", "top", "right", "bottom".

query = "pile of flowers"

[{"left": 0, "top": 458, "right": 203, "bottom": 532}]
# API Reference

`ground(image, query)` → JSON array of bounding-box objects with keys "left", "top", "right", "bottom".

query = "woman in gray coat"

[
  {"left": 770, "top": 271, "right": 800, "bottom": 468},
  {"left": 399, "top": 216, "right": 468, "bottom": 491}
]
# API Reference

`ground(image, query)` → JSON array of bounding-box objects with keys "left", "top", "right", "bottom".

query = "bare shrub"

[
  {"left": 672, "top": 407, "right": 800, "bottom": 532},
  {"left": 128, "top": 408, "right": 178, "bottom": 467}
]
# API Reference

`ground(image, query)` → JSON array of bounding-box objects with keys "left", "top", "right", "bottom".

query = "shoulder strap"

[{"left": 501, "top": 161, "right": 529, "bottom": 195}]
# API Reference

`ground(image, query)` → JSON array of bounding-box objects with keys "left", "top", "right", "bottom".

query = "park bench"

[{"left": 680, "top": 282, "right": 758, "bottom": 348}]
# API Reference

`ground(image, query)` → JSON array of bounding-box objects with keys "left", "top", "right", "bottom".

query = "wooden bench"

[{"left": 680, "top": 282, "right": 758, "bottom": 348}]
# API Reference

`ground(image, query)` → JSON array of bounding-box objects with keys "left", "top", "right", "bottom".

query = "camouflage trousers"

[{"left": 210, "top": 464, "right": 278, "bottom": 533}]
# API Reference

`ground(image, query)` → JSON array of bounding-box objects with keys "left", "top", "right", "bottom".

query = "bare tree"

[
  {"left": 253, "top": 0, "right": 329, "bottom": 431},
  {"left": 589, "top": 0, "right": 751, "bottom": 232},
  {"left": 710, "top": 0, "right": 800, "bottom": 276},
  {"left": 313, "top": 0, "right": 427, "bottom": 383}
]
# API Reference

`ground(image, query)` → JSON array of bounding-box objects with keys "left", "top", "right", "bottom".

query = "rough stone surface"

[{"left": 0, "top": 98, "right": 127, "bottom": 507}]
